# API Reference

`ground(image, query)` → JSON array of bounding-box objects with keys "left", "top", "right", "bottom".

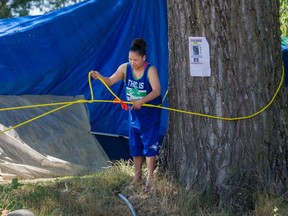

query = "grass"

[{"left": 0, "top": 160, "right": 287, "bottom": 216}]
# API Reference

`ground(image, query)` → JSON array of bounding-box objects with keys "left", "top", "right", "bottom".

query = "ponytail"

[{"left": 130, "top": 38, "right": 146, "bottom": 56}]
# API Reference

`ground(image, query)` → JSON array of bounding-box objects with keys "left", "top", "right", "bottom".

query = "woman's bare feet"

[
  {"left": 143, "top": 178, "right": 153, "bottom": 193},
  {"left": 127, "top": 178, "right": 142, "bottom": 190}
]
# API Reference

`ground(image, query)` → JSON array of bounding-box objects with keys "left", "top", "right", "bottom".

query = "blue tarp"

[
  {"left": 0, "top": 0, "right": 169, "bottom": 137},
  {"left": 282, "top": 36, "right": 288, "bottom": 85}
]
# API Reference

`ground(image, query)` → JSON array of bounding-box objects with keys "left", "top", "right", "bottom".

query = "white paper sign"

[{"left": 189, "top": 37, "right": 211, "bottom": 77}]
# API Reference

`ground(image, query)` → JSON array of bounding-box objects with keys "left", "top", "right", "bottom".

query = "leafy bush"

[{"left": 0, "top": 178, "right": 23, "bottom": 212}]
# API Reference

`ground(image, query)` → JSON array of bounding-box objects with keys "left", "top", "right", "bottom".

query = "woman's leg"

[
  {"left": 133, "top": 156, "right": 144, "bottom": 183},
  {"left": 145, "top": 156, "right": 156, "bottom": 190}
]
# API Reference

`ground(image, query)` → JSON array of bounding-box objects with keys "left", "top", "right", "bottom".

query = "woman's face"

[{"left": 129, "top": 51, "right": 146, "bottom": 70}]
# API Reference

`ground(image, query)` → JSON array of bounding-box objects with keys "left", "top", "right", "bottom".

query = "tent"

[
  {"left": 0, "top": 95, "right": 110, "bottom": 179},
  {"left": 0, "top": 0, "right": 169, "bottom": 178}
]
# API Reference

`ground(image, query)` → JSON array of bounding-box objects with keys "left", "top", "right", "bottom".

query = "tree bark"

[{"left": 160, "top": 0, "right": 287, "bottom": 213}]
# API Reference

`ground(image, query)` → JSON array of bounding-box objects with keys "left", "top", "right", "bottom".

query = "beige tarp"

[{"left": 0, "top": 95, "right": 109, "bottom": 180}]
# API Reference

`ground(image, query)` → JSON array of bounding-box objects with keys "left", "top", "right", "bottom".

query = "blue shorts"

[{"left": 129, "top": 124, "right": 161, "bottom": 157}]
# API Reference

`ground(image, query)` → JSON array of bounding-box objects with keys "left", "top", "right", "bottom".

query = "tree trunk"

[{"left": 160, "top": 0, "right": 287, "bottom": 213}]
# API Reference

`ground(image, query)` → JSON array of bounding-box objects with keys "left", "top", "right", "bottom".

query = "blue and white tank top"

[{"left": 125, "top": 62, "right": 161, "bottom": 130}]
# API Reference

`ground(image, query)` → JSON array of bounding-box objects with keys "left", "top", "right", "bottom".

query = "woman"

[{"left": 91, "top": 38, "right": 162, "bottom": 191}]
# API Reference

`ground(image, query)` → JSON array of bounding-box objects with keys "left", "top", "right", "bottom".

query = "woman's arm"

[
  {"left": 131, "top": 66, "right": 161, "bottom": 109},
  {"left": 91, "top": 64, "right": 126, "bottom": 86}
]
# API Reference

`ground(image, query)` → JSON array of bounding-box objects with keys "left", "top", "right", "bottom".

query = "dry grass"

[
  {"left": 254, "top": 192, "right": 288, "bottom": 216},
  {"left": 0, "top": 160, "right": 287, "bottom": 216}
]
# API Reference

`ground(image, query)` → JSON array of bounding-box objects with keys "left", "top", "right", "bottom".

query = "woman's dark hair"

[{"left": 130, "top": 38, "right": 146, "bottom": 56}]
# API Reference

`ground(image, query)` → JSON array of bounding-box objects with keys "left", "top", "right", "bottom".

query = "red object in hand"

[{"left": 113, "top": 98, "right": 128, "bottom": 111}]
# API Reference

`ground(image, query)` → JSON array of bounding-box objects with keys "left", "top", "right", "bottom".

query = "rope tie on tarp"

[{"left": 0, "top": 67, "right": 284, "bottom": 135}]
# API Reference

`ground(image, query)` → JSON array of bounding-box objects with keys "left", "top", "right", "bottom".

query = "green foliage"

[
  {"left": 280, "top": 0, "right": 288, "bottom": 36},
  {"left": 0, "top": 0, "right": 32, "bottom": 18},
  {"left": 0, "top": 161, "right": 215, "bottom": 216},
  {"left": 0, "top": 178, "right": 23, "bottom": 211},
  {"left": 0, "top": 0, "right": 83, "bottom": 18},
  {"left": 0, "top": 162, "right": 287, "bottom": 215}
]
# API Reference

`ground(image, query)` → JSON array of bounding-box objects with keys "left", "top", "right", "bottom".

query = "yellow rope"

[
  {"left": 95, "top": 67, "right": 285, "bottom": 121},
  {"left": 0, "top": 67, "right": 284, "bottom": 135},
  {"left": 88, "top": 71, "right": 94, "bottom": 102},
  {"left": 0, "top": 102, "right": 75, "bottom": 134},
  {"left": 161, "top": 88, "right": 169, "bottom": 103}
]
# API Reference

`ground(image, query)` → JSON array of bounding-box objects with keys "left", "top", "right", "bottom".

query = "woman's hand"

[
  {"left": 131, "top": 99, "right": 144, "bottom": 110},
  {"left": 90, "top": 70, "right": 100, "bottom": 79}
]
